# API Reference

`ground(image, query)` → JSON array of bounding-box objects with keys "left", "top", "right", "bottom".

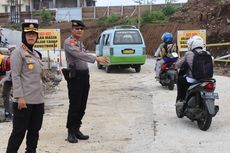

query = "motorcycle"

[
  {"left": 159, "top": 62, "right": 178, "bottom": 90},
  {"left": 175, "top": 78, "right": 219, "bottom": 131}
]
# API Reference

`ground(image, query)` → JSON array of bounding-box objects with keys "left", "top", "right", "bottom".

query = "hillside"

[
  {"left": 42, "top": 0, "right": 230, "bottom": 57},
  {"left": 171, "top": 0, "right": 230, "bottom": 57}
]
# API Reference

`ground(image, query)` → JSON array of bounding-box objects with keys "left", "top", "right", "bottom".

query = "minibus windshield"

[{"left": 113, "top": 30, "right": 143, "bottom": 44}]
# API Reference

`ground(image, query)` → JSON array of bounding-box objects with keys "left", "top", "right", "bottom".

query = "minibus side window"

[
  {"left": 105, "top": 34, "right": 111, "bottom": 46},
  {"left": 100, "top": 34, "right": 106, "bottom": 46}
]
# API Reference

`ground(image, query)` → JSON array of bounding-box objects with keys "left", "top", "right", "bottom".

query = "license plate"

[
  {"left": 202, "top": 92, "right": 219, "bottom": 99},
  {"left": 122, "top": 49, "right": 134, "bottom": 54}
]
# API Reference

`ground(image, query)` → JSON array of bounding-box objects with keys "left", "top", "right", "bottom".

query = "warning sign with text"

[
  {"left": 34, "top": 29, "right": 61, "bottom": 51},
  {"left": 177, "top": 30, "right": 206, "bottom": 52}
]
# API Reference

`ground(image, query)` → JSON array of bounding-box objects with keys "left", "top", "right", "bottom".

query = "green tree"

[
  {"left": 97, "top": 14, "right": 121, "bottom": 25},
  {"left": 141, "top": 10, "right": 166, "bottom": 24},
  {"left": 161, "top": 3, "right": 179, "bottom": 16},
  {"left": 40, "top": 9, "right": 52, "bottom": 25}
]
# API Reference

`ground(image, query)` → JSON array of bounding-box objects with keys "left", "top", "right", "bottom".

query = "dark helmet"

[{"left": 161, "top": 32, "right": 173, "bottom": 43}]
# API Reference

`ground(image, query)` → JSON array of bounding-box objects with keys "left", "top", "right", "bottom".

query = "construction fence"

[
  {"left": 0, "top": 4, "right": 183, "bottom": 23},
  {"left": 81, "top": 4, "right": 167, "bottom": 19}
]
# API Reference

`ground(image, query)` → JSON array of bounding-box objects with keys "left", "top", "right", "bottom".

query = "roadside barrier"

[
  {"left": 206, "top": 42, "right": 230, "bottom": 64},
  {"left": 206, "top": 42, "right": 230, "bottom": 47}
]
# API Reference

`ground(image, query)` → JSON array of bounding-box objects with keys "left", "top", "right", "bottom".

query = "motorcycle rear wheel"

[
  {"left": 168, "top": 83, "right": 174, "bottom": 90},
  {"left": 197, "top": 106, "right": 212, "bottom": 131},
  {"left": 175, "top": 101, "right": 184, "bottom": 118}
]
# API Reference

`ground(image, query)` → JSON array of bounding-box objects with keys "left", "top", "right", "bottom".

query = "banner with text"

[
  {"left": 34, "top": 29, "right": 61, "bottom": 51},
  {"left": 177, "top": 29, "right": 206, "bottom": 52}
]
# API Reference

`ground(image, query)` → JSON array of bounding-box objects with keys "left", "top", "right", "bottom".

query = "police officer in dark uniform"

[
  {"left": 64, "top": 20, "right": 109, "bottom": 143},
  {"left": 6, "top": 21, "right": 44, "bottom": 153}
]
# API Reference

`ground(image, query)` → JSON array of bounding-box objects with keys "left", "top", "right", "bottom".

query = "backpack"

[{"left": 191, "top": 50, "right": 213, "bottom": 80}]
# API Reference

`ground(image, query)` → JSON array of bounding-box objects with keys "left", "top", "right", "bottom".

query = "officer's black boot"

[
  {"left": 4, "top": 111, "right": 12, "bottom": 122},
  {"left": 67, "top": 129, "right": 78, "bottom": 143},
  {"left": 75, "top": 128, "right": 89, "bottom": 140}
]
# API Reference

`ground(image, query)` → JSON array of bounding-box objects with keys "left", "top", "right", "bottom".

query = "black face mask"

[{"left": 22, "top": 32, "right": 38, "bottom": 51}]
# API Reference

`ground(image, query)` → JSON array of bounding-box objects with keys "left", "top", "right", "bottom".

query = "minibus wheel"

[
  {"left": 135, "top": 65, "right": 141, "bottom": 73},
  {"left": 97, "top": 62, "right": 103, "bottom": 69},
  {"left": 105, "top": 65, "right": 111, "bottom": 73}
]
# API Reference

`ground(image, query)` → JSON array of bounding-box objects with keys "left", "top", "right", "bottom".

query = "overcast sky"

[{"left": 96, "top": 0, "right": 188, "bottom": 6}]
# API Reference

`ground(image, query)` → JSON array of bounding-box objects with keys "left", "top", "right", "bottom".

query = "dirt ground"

[{"left": 0, "top": 58, "right": 230, "bottom": 153}]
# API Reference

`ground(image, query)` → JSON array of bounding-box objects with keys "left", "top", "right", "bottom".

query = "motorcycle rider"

[
  {"left": 155, "top": 32, "right": 178, "bottom": 79},
  {"left": 175, "top": 35, "right": 206, "bottom": 102}
]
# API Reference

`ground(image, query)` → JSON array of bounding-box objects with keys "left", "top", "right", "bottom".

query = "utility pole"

[
  {"left": 19, "top": 0, "right": 21, "bottom": 22},
  {"left": 138, "top": 4, "right": 140, "bottom": 29},
  {"left": 40, "top": 0, "right": 43, "bottom": 10},
  {"left": 29, "top": 0, "right": 33, "bottom": 19},
  {"left": 134, "top": 0, "right": 143, "bottom": 29},
  {"left": 10, "top": 0, "right": 21, "bottom": 23}
]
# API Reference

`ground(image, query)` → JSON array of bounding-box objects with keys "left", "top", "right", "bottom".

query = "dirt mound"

[
  {"left": 172, "top": 0, "right": 230, "bottom": 40},
  {"left": 171, "top": 0, "right": 230, "bottom": 56}
]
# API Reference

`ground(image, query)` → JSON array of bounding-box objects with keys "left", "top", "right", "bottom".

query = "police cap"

[
  {"left": 22, "top": 22, "right": 38, "bottom": 33},
  {"left": 71, "top": 20, "right": 86, "bottom": 29}
]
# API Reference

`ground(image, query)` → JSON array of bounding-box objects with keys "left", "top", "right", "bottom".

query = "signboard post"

[{"left": 47, "top": 50, "right": 50, "bottom": 69}]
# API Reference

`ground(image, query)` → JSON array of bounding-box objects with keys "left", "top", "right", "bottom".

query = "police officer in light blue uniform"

[
  {"left": 64, "top": 20, "right": 109, "bottom": 143},
  {"left": 6, "top": 21, "right": 44, "bottom": 153}
]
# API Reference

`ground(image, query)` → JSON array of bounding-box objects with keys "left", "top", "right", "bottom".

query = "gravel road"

[{"left": 0, "top": 58, "right": 229, "bottom": 153}]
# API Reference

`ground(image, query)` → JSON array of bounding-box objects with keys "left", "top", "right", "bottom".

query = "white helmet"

[{"left": 187, "top": 35, "right": 204, "bottom": 51}]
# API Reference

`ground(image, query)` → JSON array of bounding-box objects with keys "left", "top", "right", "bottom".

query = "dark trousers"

[
  {"left": 176, "top": 75, "right": 191, "bottom": 101},
  {"left": 66, "top": 71, "right": 90, "bottom": 129},
  {"left": 66, "top": 72, "right": 90, "bottom": 130},
  {"left": 6, "top": 103, "right": 44, "bottom": 153},
  {"left": 2, "top": 81, "right": 12, "bottom": 115}
]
